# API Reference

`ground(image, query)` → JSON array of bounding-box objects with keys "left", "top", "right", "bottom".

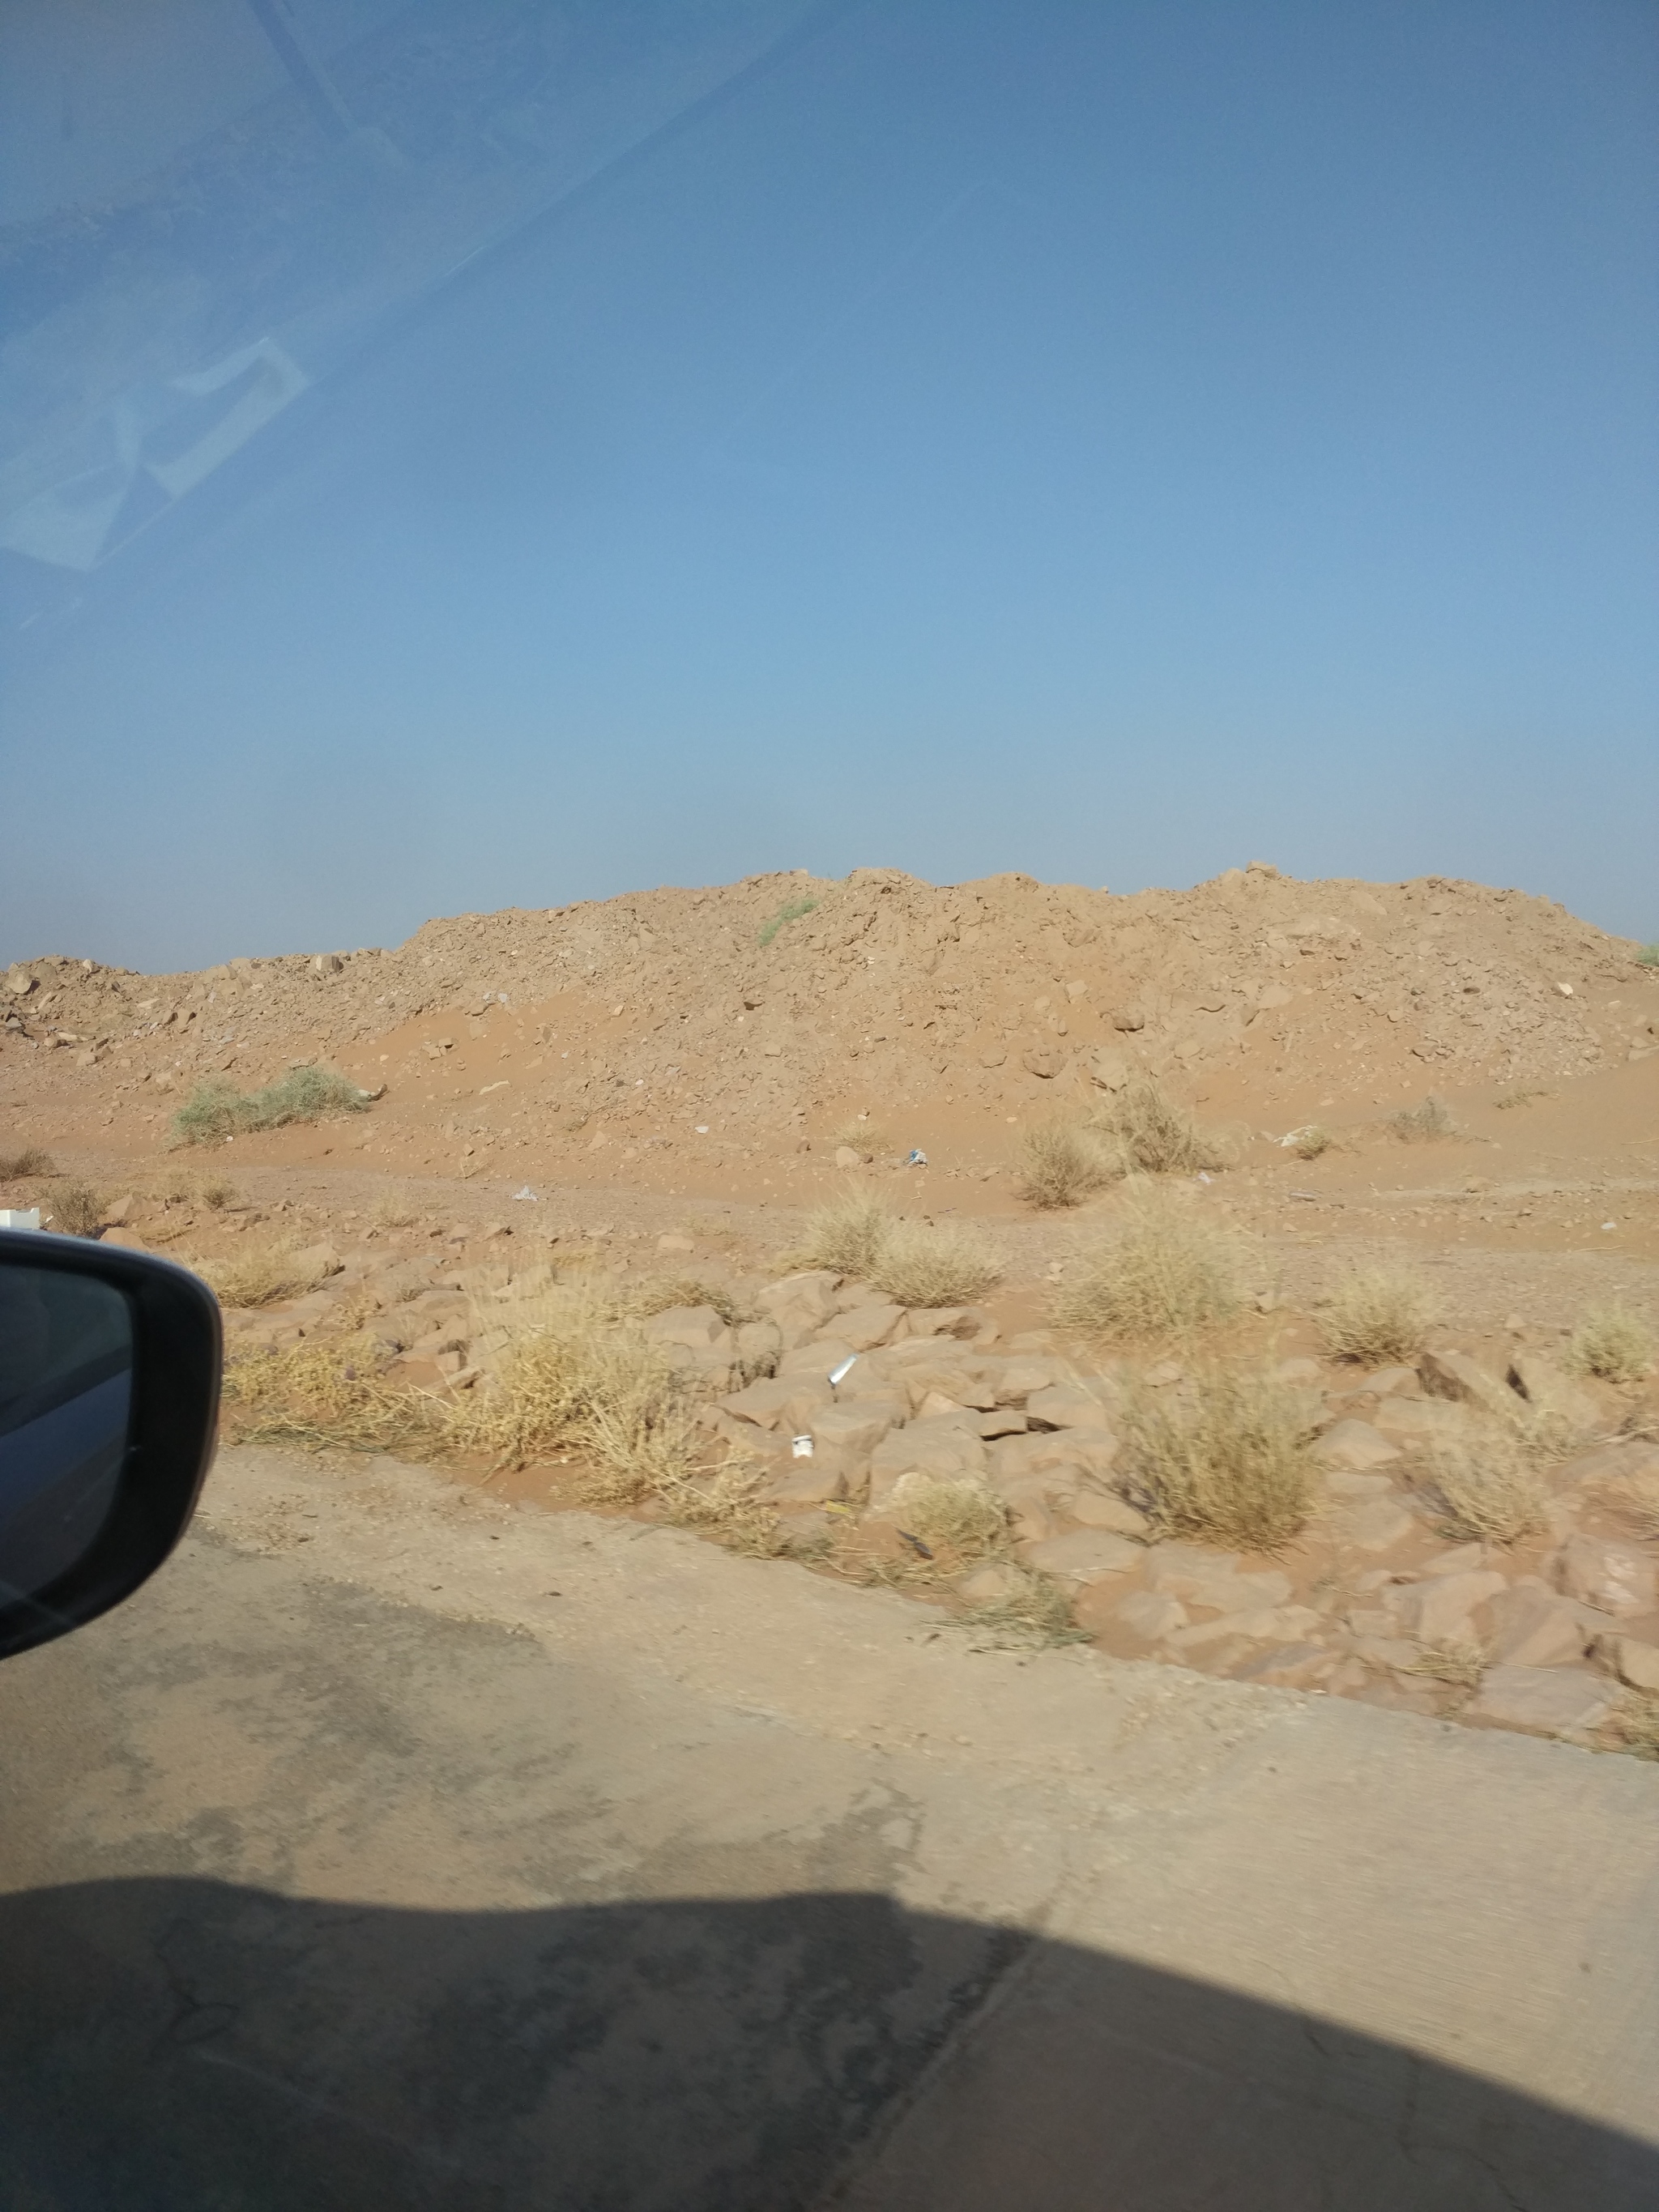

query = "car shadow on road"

[{"left": 0, "top": 1877, "right": 1650, "bottom": 2211}]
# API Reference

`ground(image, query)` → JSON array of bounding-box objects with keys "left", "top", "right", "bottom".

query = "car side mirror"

[{"left": 0, "top": 1229, "right": 220, "bottom": 1661}]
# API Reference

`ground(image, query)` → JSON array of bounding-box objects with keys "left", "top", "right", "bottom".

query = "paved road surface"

[{"left": 2, "top": 1443, "right": 1657, "bottom": 2208}]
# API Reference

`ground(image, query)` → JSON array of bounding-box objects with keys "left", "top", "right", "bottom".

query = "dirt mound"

[{"left": 6, "top": 864, "right": 1654, "bottom": 1172}]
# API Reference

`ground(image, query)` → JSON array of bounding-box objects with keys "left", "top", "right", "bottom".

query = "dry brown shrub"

[
  {"left": 788, "top": 1191, "right": 890, "bottom": 1277},
  {"left": 0, "top": 1145, "right": 53, "bottom": 1179},
  {"left": 1565, "top": 1304, "right": 1653, "bottom": 1385},
  {"left": 1604, "top": 1694, "right": 1659, "bottom": 1761},
  {"left": 1318, "top": 1267, "right": 1440, "bottom": 1365},
  {"left": 1389, "top": 1094, "right": 1456, "bottom": 1143},
  {"left": 198, "top": 1242, "right": 331, "bottom": 1308},
  {"left": 886, "top": 1472, "right": 1007, "bottom": 1563},
  {"left": 624, "top": 1274, "right": 762, "bottom": 1329},
  {"left": 48, "top": 1182, "right": 106, "bottom": 1237},
  {"left": 1091, "top": 1078, "right": 1226, "bottom": 1175},
  {"left": 1051, "top": 1187, "right": 1240, "bottom": 1341},
  {"left": 371, "top": 1186, "right": 420, "bottom": 1228},
  {"left": 829, "top": 1117, "right": 889, "bottom": 1159},
  {"left": 222, "top": 1335, "right": 437, "bottom": 1453},
  {"left": 199, "top": 1177, "right": 238, "bottom": 1211},
  {"left": 1406, "top": 1639, "right": 1487, "bottom": 1691},
  {"left": 1422, "top": 1429, "right": 1548, "bottom": 1545},
  {"left": 868, "top": 1218, "right": 1002, "bottom": 1308},
  {"left": 1290, "top": 1124, "right": 1333, "bottom": 1161},
  {"left": 954, "top": 1566, "right": 1089, "bottom": 1650},
  {"left": 1120, "top": 1363, "right": 1316, "bottom": 1550},
  {"left": 1015, "top": 1120, "right": 1116, "bottom": 1209},
  {"left": 445, "top": 1281, "right": 706, "bottom": 1501}
]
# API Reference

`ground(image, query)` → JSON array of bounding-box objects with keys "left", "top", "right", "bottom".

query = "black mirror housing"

[{"left": 0, "top": 1230, "right": 220, "bottom": 1660}]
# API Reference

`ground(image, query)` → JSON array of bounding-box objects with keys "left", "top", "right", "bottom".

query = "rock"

[
  {"left": 1466, "top": 1666, "right": 1616, "bottom": 1738},
  {"left": 1143, "top": 1548, "right": 1291, "bottom": 1613},
  {"left": 1111, "top": 1591, "right": 1188, "bottom": 1641},
  {"left": 1346, "top": 1366, "right": 1422, "bottom": 1400},
  {"left": 762, "top": 1460, "right": 850, "bottom": 1507},
  {"left": 1316, "top": 1419, "right": 1402, "bottom": 1472},
  {"left": 987, "top": 1355, "right": 1062, "bottom": 1402},
  {"left": 1025, "top": 1383, "right": 1113, "bottom": 1430},
  {"left": 311, "top": 953, "right": 343, "bottom": 975},
  {"left": 733, "top": 1319, "right": 783, "bottom": 1374},
  {"left": 1323, "top": 1470, "right": 1394, "bottom": 1498},
  {"left": 97, "top": 1227, "right": 147, "bottom": 1251},
  {"left": 957, "top": 1562, "right": 1026, "bottom": 1603},
  {"left": 779, "top": 1338, "right": 857, "bottom": 1379},
  {"left": 1554, "top": 1437, "right": 1659, "bottom": 1498},
  {"left": 1330, "top": 1495, "right": 1417, "bottom": 1553},
  {"left": 978, "top": 1047, "right": 1007, "bottom": 1068},
  {"left": 1390, "top": 1570, "right": 1508, "bottom": 1643},
  {"left": 1506, "top": 1351, "right": 1602, "bottom": 1434},
  {"left": 1556, "top": 1534, "right": 1656, "bottom": 1619},
  {"left": 808, "top": 1402, "right": 900, "bottom": 1458},
  {"left": 1110, "top": 1009, "right": 1145, "bottom": 1032},
  {"left": 1235, "top": 1643, "right": 1335, "bottom": 1689},
  {"left": 1018, "top": 1529, "right": 1142, "bottom": 1583},
  {"left": 1370, "top": 1396, "right": 1470, "bottom": 1442},
  {"left": 1082, "top": 1046, "right": 1132, "bottom": 1091},
  {"left": 719, "top": 1377, "right": 797, "bottom": 1430},
  {"left": 1021, "top": 1045, "right": 1067, "bottom": 1080},
  {"left": 291, "top": 1242, "right": 343, "bottom": 1280},
  {"left": 1593, "top": 1633, "right": 1659, "bottom": 1694},
  {"left": 1485, "top": 1586, "right": 1589, "bottom": 1669},
  {"left": 868, "top": 1420, "right": 987, "bottom": 1507},
  {"left": 996, "top": 1482, "right": 1056, "bottom": 1545},
  {"left": 835, "top": 1302, "right": 905, "bottom": 1352},
  {"left": 1418, "top": 1542, "right": 1488, "bottom": 1576},
  {"left": 643, "top": 1304, "right": 731, "bottom": 1350},
  {"left": 1066, "top": 1489, "right": 1151, "bottom": 1537},
  {"left": 1418, "top": 1349, "right": 1524, "bottom": 1423},
  {"left": 975, "top": 1407, "right": 1028, "bottom": 1439},
  {"left": 1348, "top": 1634, "right": 1421, "bottom": 1672},
  {"left": 834, "top": 1146, "right": 863, "bottom": 1170},
  {"left": 655, "top": 1232, "right": 695, "bottom": 1254},
  {"left": 992, "top": 1427, "right": 1120, "bottom": 1483},
  {"left": 757, "top": 1271, "right": 842, "bottom": 1346},
  {"left": 1168, "top": 1605, "right": 1324, "bottom": 1652}
]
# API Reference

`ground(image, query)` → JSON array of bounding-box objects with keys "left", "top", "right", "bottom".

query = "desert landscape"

[{"left": 5, "top": 859, "right": 1658, "bottom": 1752}]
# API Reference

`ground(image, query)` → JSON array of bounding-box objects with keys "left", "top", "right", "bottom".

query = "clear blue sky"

[{"left": 4, "top": 0, "right": 1656, "bottom": 972}]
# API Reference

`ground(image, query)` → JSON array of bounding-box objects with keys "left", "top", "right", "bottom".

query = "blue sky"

[{"left": 4, "top": 0, "right": 1656, "bottom": 970}]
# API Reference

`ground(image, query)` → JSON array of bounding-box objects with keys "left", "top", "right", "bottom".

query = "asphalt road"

[{"left": 1, "top": 1443, "right": 1657, "bottom": 2209}]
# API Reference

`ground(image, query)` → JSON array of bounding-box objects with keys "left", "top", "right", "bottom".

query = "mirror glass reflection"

[{"left": 0, "top": 1267, "right": 133, "bottom": 1601}]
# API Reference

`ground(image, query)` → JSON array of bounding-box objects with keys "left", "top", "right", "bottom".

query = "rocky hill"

[{"left": 6, "top": 863, "right": 1654, "bottom": 1162}]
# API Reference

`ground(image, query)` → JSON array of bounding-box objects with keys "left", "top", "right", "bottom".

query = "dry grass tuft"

[
  {"left": 47, "top": 1182, "right": 106, "bottom": 1237},
  {"left": 868, "top": 1218, "right": 1003, "bottom": 1308},
  {"left": 446, "top": 1281, "right": 705, "bottom": 1498},
  {"left": 829, "top": 1117, "right": 889, "bottom": 1159},
  {"left": 1605, "top": 1693, "right": 1659, "bottom": 1760},
  {"left": 0, "top": 1145, "right": 53, "bottom": 1179},
  {"left": 1318, "top": 1266, "right": 1441, "bottom": 1365},
  {"left": 1406, "top": 1639, "right": 1487, "bottom": 1691},
  {"left": 1120, "top": 1363, "right": 1316, "bottom": 1550},
  {"left": 1290, "top": 1124, "right": 1334, "bottom": 1161},
  {"left": 1493, "top": 1085, "right": 1548, "bottom": 1111},
  {"left": 1389, "top": 1094, "right": 1456, "bottom": 1143},
  {"left": 1422, "top": 1428, "right": 1549, "bottom": 1545},
  {"left": 789, "top": 1191, "right": 891, "bottom": 1278},
  {"left": 1051, "top": 1187, "right": 1240, "bottom": 1341},
  {"left": 198, "top": 1177, "right": 238, "bottom": 1212},
  {"left": 172, "top": 1064, "right": 369, "bottom": 1145},
  {"left": 222, "top": 1335, "right": 437, "bottom": 1453},
  {"left": 1565, "top": 1303, "right": 1653, "bottom": 1385},
  {"left": 1091, "top": 1077, "right": 1227, "bottom": 1176},
  {"left": 886, "top": 1472, "right": 1007, "bottom": 1564},
  {"left": 1015, "top": 1119, "right": 1116, "bottom": 1209},
  {"left": 624, "top": 1275, "right": 762, "bottom": 1330},
  {"left": 953, "top": 1566, "right": 1089, "bottom": 1650},
  {"left": 197, "top": 1241, "right": 332, "bottom": 1308},
  {"left": 371, "top": 1185, "right": 421, "bottom": 1228}
]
